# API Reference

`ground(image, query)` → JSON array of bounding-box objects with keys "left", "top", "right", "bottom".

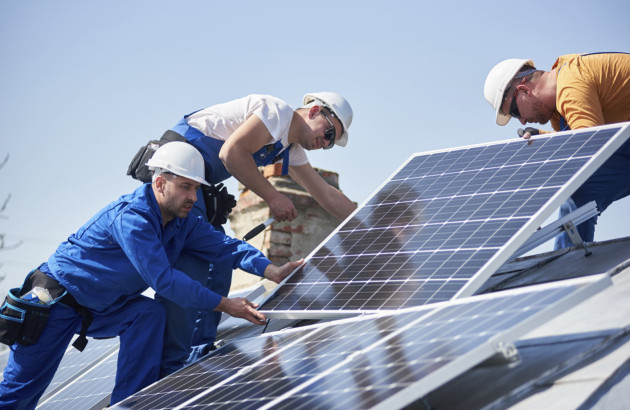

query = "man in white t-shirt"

[{"left": 153, "top": 92, "right": 356, "bottom": 376}]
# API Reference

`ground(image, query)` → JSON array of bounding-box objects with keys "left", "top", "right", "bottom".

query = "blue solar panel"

[
  {"left": 112, "top": 275, "right": 610, "bottom": 409},
  {"left": 259, "top": 124, "right": 630, "bottom": 318},
  {"left": 36, "top": 337, "right": 119, "bottom": 409}
]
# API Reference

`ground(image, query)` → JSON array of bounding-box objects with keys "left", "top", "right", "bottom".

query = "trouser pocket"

[{"left": 0, "top": 288, "right": 51, "bottom": 346}]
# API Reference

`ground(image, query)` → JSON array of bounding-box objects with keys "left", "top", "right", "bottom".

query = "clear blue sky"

[{"left": 1, "top": 0, "right": 629, "bottom": 293}]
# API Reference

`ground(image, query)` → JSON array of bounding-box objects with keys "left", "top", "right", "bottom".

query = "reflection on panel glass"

[
  {"left": 115, "top": 331, "right": 307, "bottom": 409},
  {"left": 261, "top": 127, "right": 623, "bottom": 313},
  {"left": 114, "top": 276, "right": 607, "bottom": 410}
]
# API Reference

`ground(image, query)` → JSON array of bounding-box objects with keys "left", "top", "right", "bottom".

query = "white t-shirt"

[{"left": 185, "top": 94, "right": 309, "bottom": 166}]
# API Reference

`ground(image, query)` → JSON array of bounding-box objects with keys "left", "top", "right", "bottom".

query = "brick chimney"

[{"left": 228, "top": 163, "right": 350, "bottom": 291}]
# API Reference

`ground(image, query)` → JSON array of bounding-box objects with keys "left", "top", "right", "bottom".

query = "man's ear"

[
  {"left": 154, "top": 175, "right": 167, "bottom": 193},
  {"left": 516, "top": 83, "right": 531, "bottom": 95},
  {"left": 308, "top": 105, "right": 322, "bottom": 119}
]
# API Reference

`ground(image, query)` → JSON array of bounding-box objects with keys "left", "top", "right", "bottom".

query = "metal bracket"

[
  {"left": 512, "top": 201, "right": 597, "bottom": 259},
  {"left": 481, "top": 342, "right": 520, "bottom": 366},
  {"left": 562, "top": 220, "right": 592, "bottom": 256}
]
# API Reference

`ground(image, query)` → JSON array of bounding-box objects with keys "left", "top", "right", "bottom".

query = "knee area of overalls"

[{"left": 134, "top": 298, "right": 167, "bottom": 322}]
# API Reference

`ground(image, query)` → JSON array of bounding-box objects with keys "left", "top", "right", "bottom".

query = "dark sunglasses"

[
  {"left": 509, "top": 88, "right": 521, "bottom": 119},
  {"left": 320, "top": 110, "right": 336, "bottom": 150}
]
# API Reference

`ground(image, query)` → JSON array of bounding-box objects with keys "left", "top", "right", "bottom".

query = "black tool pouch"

[
  {"left": 0, "top": 288, "right": 52, "bottom": 346},
  {"left": 202, "top": 184, "right": 220, "bottom": 225},
  {"left": 127, "top": 130, "right": 188, "bottom": 183},
  {"left": 0, "top": 270, "right": 68, "bottom": 347},
  {"left": 202, "top": 183, "right": 237, "bottom": 226}
]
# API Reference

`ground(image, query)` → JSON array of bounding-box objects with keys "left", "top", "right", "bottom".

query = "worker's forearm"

[{"left": 319, "top": 188, "right": 357, "bottom": 221}]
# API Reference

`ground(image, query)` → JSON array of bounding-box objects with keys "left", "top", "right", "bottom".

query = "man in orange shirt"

[{"left": 484, "top": 53, "right": 630, "bottom": 249}]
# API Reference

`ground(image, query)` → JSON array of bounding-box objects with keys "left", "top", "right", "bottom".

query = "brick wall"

[{"left": 228, "top": 163, "right": 349, "bottom": 291}]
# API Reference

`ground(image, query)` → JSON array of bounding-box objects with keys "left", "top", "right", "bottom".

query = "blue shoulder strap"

[{"left": 280, "top": 144, "right": 292, "bottom": 175}]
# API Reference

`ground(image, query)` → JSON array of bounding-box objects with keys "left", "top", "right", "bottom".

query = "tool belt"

[
  {"left": 127, "top": 130, "right": 188, "bottom": 183},
  {"left": 0, "top": 269, "right": 93, "bottom": 351}
]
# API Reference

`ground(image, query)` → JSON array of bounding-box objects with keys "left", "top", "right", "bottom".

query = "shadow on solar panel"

[{"left": 259, "top": 123, "right": 630, "bottom": 319}]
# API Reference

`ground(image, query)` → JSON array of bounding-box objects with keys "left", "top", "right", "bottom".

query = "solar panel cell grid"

[
  {"left": 115, "top": 331, "right": 307, "bottom": 409},
  {"left": 114, "top": 276, "right": 609, "bottom": 410},
  {"left": 188, "top": 318, "right": 403, "bottom": 409},
  {"left": 37, "top": 348, "right": 118, "bottom": 409},
  {"left": 36, "top": 337, "right": 119, "bottom": 409}
]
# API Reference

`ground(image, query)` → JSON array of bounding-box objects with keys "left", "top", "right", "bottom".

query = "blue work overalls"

[
  {"left": 158, "top": 116, "right": 290, "bottom": 376},
  {"left": 0, "top": 183, "right": 272, "bottom": 407}
]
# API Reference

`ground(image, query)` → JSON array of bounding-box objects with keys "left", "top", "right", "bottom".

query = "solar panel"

[
  {"left": 259, "top": 123, "right": 630, "bottom": 318},
  {"left": 112, "top": 274, "right": 611, "bottom": 409},
  {"left": 36, "top": 336, "right": 119, "bottom": 409}
]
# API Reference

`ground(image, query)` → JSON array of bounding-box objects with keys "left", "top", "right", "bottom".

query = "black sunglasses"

[
  {"left": 320, "top": 110, "right": 336, "bottom": 150},
  {"left": 509, "top": 87, "right": 521, "bottom": 119}
]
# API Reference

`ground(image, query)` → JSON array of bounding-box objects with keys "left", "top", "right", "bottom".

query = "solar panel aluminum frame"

[
  {"left": 258, "top": 309, "right": 368, "bottom": 320},
  {"left": 259, "top": 122, "right": 630, "bottom": 319},
  {"left": 143, "top": 274, "right": 610, "bottom": 410}
]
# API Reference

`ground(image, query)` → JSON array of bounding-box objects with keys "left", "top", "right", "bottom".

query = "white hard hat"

[
  {"left": 484, "top": 58, "right": 534, "bottom": 126},
  {"left": 303, "top": 92, "right": 353, "bottom": 147},
  {"left": 146, "top": 141, "right": 210, "bottom": 186}
]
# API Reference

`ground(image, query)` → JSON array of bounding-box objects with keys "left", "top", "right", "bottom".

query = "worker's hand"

[
  {"left": 517, "top": 127, "right": 541, "bottom": 140},
  {"left": 264, "top": 259, "right": 305, "bottom": 283},
  {"left": 215, "top": 297, "right": 266, "bottom": 325},
  {"left": 268, "top": 193, "right": 298, "bottom": 222}
]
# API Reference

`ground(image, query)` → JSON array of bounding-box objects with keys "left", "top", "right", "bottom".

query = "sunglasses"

[
  {"left": 320, "top": 109, "right": 337, "bottom": 150},
  {"left": 509, "top": 88, "right": 521, "bottom": 119}
]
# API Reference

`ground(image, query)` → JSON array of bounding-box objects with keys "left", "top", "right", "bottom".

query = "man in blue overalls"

[
  {"left": 153, "top": 92, "right": 357, "bottom": 376},
  {"left": 0, "top": 142, "right": 302, "bottom": 408},
  {"left": 484, "top": 53, "right": 630, "bottom": 249}
]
